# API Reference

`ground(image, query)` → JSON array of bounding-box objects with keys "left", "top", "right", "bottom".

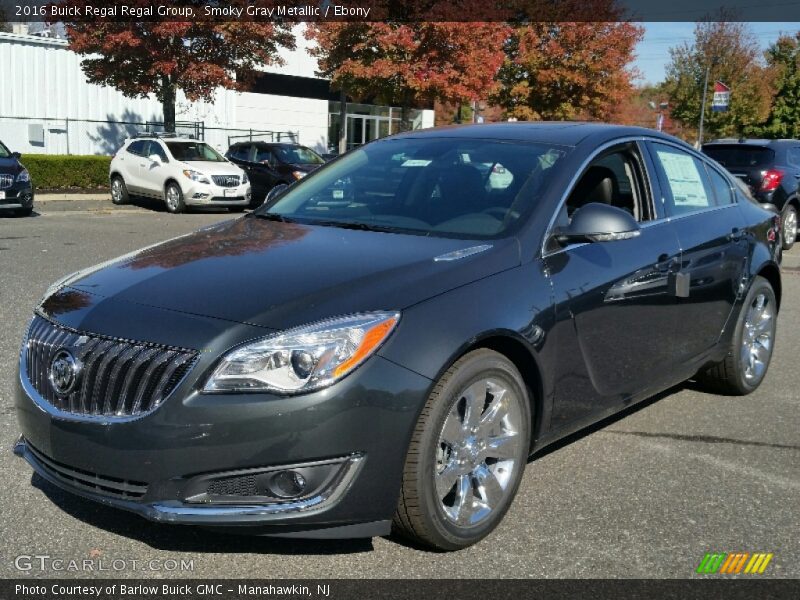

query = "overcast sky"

[{"left": 635, "top": 22, "right": 800, "bottom": 85}]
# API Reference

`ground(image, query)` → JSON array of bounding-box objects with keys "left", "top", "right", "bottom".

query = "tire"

[
  {"left": 695, "top": 276, "right": 777, "bottom": 395},
  {"left": 781, "top": 205, "right": 797, "bottom": 251},
  {"left": 229, "top": 207, "right": 247, "bottom": 213},
  {"left": 393, "top": 349, "right": 531, "bottom": 551},
  {"left": 110, "top": 175, "right": 129, "bottom": 205},
  {"left": 164, "top": 182, "right": 186, "bottom": 214},
  {"left": 14, "top": 207, "right": 33, "bottom": 217}
]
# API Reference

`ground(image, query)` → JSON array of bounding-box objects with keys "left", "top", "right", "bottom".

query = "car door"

[
  {"left": 544, "top": 141, "right": 684, "bottom": 429},
  {"left": 252, "top": 146, "right": 283, "bottom": 196},
  {"left": 122, "top": 140, "right": 147, "bottom": 193},
  {"left": 646, "top": 141, "right": 748, "bottom": 364},
  {"left": 138, "top": 141, "right": 168, "bottom": 197}
]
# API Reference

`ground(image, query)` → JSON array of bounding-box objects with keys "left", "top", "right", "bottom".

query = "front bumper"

[
  {"left": 14, "top": 347, "right": 431, "bottom": 537},
  {"left": 183, "top": 181, "right": 251, "bottom": 207},
  {"left": 0, "top": 183, "right": 34, "bottom": 210}
]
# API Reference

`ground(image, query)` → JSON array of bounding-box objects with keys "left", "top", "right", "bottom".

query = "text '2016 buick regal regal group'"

[{"left": 13, "top": 123, "right": 782, "bottom": 551}]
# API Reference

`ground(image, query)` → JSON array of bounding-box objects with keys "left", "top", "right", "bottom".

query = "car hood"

[
  {"left": 180, "top": 161, "right": 243, "bottom": 176},
  {"left": 0, "top": 157, "right": 21, "bottom": 174},
  {"left": 59, "top": 217, "right": 521, "bottom": 330}
]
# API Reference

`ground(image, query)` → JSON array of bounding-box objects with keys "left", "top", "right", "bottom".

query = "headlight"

[
  {"left": 16, "top": 169, "right": 30, "bottom": 183},
  {"left": 204, "top": 312, "right": 400, "bottom": 394},
  {"left": 292, "top": 170, "right": 306, "bottom": 181},
  {"left": 241, "top": 171, "right": 249, "bottom": 184},
  {"left": 183, "top": 169, "right": 210, "bottom": 184}
]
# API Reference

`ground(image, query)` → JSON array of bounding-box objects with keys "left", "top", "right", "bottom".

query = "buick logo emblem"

[{"left": 49, "top": 350, "right": 80, "bottom": 396}]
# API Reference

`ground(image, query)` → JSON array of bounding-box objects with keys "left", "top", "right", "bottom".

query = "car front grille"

[
  {"left": 24, "top": 315, "right": 198, "bottom": 419},
  {"left": 0, "top": 174, "right": 14, "bottom": 189},
  {"left": 26, "top": 440, "right": 148, "bottom": 500},
  {"left": 212, "top": 175, "right": 240, "bottom": 188}
]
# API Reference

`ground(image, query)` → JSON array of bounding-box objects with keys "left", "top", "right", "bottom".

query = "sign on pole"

[{"left": 711, "top": 81, "right": 730, "bottom": 112}]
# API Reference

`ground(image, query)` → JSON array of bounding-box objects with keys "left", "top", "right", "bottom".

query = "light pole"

[{"left": 698, "top": 57, "right": 718, "bottom": 147}]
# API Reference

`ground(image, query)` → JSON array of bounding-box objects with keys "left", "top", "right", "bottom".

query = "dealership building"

[{"left": 0, "top": 28, "right": 435, "bottom": 156}]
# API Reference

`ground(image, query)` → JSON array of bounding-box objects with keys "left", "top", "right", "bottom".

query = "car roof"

[
  {"left": 386, "top": 122, "right": 686, "bottom": 147},
  {"left": 704, "top": 138, "right": 799, "bottom": 147},
  {"left": 230, "top": 141, "right": 307, "bottom": 148}
]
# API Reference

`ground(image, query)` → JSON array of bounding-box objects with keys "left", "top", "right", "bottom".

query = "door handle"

[
  {"left": 656, "top": 254, "right": 679, "bottom": 272},
  {"left": 729, "top": 228, "right": 745, "bottom": 242}
]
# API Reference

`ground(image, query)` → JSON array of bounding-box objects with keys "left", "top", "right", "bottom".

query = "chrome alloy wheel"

[
  {"left": 165, "top": 185, "right": 180, "bottom": 211},
  {"left": 785, "top": 209, "right": 798, "bottom": 243},
  {"left": 435, "top": 378, "right": 524, "bottom": 528},
  {"left": 111, "top": 179, "right": 122, "bottom": 202},
  {"left": 741, "top": 292, "right": 776, "bottom": 383}
]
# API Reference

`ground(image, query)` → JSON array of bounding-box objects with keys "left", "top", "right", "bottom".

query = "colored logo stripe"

[{"left": 697, "top": 552, "right": 773, "bottom": 574}]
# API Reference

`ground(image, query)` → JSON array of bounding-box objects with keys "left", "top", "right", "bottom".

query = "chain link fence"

[{"left": 0, "top": 115, "right": 298, "bottom": 156}]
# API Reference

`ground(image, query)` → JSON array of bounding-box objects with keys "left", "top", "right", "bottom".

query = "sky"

[{"left": 635, "top": 22, "right": 800, "bottom": 85}]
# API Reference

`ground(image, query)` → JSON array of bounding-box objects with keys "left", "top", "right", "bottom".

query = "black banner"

[
  {"left": 2, "top": 0, "right": 800, "bottom": 23},
  {"left": 4, "top": 580, "right": 800, "bottom": 600}
]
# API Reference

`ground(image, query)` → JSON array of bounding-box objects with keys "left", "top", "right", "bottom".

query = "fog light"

[{"left": 270, "top": 470, "right": 307, "bottom": 498}]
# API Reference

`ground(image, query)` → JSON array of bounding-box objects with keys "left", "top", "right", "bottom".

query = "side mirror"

[
  {"left": 556, "top": 203, "right": 641, "bottom": 244},
  {"left": 148, "top": 154, "right": 162, "bottom": 165},
  {"left": 11, "top": 152, "right": 21, "bottom": 160}
]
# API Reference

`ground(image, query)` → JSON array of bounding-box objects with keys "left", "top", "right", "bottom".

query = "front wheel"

[
  {"left": 696, "top": 276, "right": 777, "bottom": 395},
  {"left": 393, "top": 349, "right": 531, "bottom": 551},
  {"left": 164, "top": 182, "right": 185, "bottom": 214},
  {"left": 782, "top": 205, "right": 797, "bottom": 251}
]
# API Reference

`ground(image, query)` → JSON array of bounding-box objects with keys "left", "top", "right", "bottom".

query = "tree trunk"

[{"left": 162, "top": 78, "right": 177, "bottom": 133}]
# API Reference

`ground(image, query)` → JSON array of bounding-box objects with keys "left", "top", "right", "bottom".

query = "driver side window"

[{"left": 564, "top": 145, "right": 652, "bottom": 224}]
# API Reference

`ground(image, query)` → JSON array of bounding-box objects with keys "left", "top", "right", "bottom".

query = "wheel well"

[
  {"left": 164, "top": 178, "right": 181, "bottom": 193},
  {"left": 758, "top": 263, "right": 782, "bottom": 310},
  {"left": 466, "top": 335, "right": 544, "bottom": 447}
]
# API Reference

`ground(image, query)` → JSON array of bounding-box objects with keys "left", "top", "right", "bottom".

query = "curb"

[{"left": 36, "top": 194, "right": 110, "bottom": 202}]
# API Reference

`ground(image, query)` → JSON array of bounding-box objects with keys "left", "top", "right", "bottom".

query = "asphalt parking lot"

[{"left": 0, "top": 202, "right": 798, "bottom": 579}]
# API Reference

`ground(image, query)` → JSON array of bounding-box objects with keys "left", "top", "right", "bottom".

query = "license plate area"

[{"left": 223, "top": 189, "right": 237, "bottom": 197}]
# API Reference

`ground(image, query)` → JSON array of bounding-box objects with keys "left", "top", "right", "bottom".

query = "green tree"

[
  {"left": 758, "top": 34, "right": 800, "bottom": 138},
  {"left": 663, "top": 20, "right": 774, "bottom": 141}
]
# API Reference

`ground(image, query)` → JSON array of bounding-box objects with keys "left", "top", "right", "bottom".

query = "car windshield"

[
  {"left": 166, "top": 141, "right": 226, "bottom": 162},
  {"left": 703, "top": 145, "right": 775, "bottom": 168},
  {"left": 0, "top": 141, "right": 11, "bottom": 158},
  {"left": 258, "top": 138, "right": 567, "bottom": 239},
  {"left": 274, "top": 146, "right": 325, "bottom": 165}
]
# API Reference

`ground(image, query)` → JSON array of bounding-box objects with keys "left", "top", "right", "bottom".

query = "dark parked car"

[
  {"left": 14, "top": 124, "right": 782, "bottom": 551},
  {"left": 225, "top": 141, "right": 325, "bottom": 204},
  {"left": 703, "top": 138, "right": 800, "bottom": 250},
  {"left": 0, "top": 140, "right": 34, "bottom": 217}
]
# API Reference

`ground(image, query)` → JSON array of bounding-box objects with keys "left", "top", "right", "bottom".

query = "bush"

[{"left": 20, "top": 154, "right": 111, "bottom": 190}]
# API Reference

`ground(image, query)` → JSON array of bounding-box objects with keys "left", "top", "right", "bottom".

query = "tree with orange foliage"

[
  {"left": 495, "top": 3, "right": 643, "bottom": 121},
  {"left": 62, "top": 1, "right": 295, "bottom": 131},
  {"left": 306, "top": 14, "right": 509, "bottom": 130}
]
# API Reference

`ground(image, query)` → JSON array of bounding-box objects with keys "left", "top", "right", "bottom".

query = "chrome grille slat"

[
  {"left": 212, "top": 175, "right": 240, "bottom": 187},
  {"left": 22, "top": 316, "right": 197, "bottom": 420}
]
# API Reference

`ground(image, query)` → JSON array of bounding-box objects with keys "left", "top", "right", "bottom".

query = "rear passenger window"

[
  {"left": 651, "top": 143, "right": 715, "bottom": 216},
  {"left": 706, "top": 166, "right": 734, "bottom": 205},
  {"left": 127, "top": 141, "right": 146, "bottom": 156}
]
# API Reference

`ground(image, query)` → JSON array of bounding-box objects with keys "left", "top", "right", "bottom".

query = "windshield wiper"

[
  {"left": 305, "top": 220, "right": 400, "bottom": 233},
  {"left": 248, "top": 212, "right": 297, "bottom": 223}
]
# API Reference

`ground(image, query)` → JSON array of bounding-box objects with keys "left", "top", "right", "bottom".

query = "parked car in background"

[
  {"left": 15, "top": 124, "right": 782, "bottom": 551},
  {"left": 226, "top": 142, "right": 325, "bottom": 204},
  {"left": 0, "top": 139, "right": 34, "bottom": 217},
  {"left": 703, "top": 139, "right": 800, "bottom": 250},
  {"left": 110, "top": 134, "right": 251, "bottom": 214}
]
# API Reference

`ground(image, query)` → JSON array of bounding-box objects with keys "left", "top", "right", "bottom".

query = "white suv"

[{"left": 109, "top": 136, "right": 252, "bottom": 213}]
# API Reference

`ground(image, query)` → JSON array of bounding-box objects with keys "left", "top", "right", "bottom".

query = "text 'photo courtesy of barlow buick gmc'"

[
  {"left": 703, "top": 138, "right": 800, "bottom": 251},
  {"left": 14, "top": 123, "right": 782, "bottom": 551},
  {"left": 109, "top": 134, "right": 252, "bottom": 213},
  {"left": 0, "top": 138, "right": 34, "bottom": 217}
]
